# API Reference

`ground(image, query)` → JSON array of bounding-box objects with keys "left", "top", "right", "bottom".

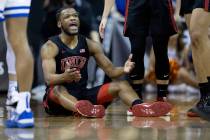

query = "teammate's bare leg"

[
  {"left": 4, "top": 25, "right": 19, "bottom": 106},
  {"left": 0, "top": 0, "right": 34, "bottom": 128}
]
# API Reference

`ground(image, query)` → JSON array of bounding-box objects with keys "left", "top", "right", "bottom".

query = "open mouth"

[{"left": 69, "top": 23, "right": 78, "bottom": 28}]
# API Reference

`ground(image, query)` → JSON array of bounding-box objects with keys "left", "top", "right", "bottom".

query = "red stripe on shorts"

[
  {"left": 167, "top": 0, "right": 178, "bottom": 32},
  {"left": 48, "top": 86, "right": 60, "bottom": 104},
  {"left": 204, "top": 0, "right": 209, "bottom": 11},
  {"left": 124, "top": 0, "right": 130, "bottom": 34},
  {"left": 97, "top": 83, "right": 113, "bottom": 105}
]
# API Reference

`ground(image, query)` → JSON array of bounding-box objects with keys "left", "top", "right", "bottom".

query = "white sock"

[
  {"left": 8, "top": 80, "right": 18, "bottom": 93},
  {"left": 16, "top": 92, "right": 31, "bottom": 114}
]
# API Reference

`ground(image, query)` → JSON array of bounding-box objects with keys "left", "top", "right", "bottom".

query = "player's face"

[{"left": 59, "top": 8, "right": 80, "bottom": 35}]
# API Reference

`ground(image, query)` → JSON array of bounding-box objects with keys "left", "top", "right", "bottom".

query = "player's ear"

[
  {"left": 78, "top": 20, "right": 80, "bottom": 28},
  {"left": 57, "top": 21, "right": 61, "bottom": 28}
]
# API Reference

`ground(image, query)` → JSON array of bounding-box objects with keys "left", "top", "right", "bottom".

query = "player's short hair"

[{"left": 56, "top": 6, "right": 75, "bottom": 21}]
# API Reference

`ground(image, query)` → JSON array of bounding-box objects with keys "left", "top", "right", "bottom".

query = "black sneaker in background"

[{"left": 188, "top": 95, "right": 210, "bottom": 119}]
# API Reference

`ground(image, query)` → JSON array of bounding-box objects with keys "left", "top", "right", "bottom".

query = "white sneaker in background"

[
  {"left": 6, "top": 89, "right": 19, "bottom": 106},
  {"left": 127, "top": 108, "right": 133, "bottom": 116},
  {"left": 0, "top": 107, "right": 4, "bottom": 118},
  {"left": 31, "top": 85, "right": 46, "bottom": 102},
  {"left": 186, "top": 85, "right": 199, "bottom": 94}
]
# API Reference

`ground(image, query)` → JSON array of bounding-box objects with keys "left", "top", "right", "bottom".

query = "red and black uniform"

[
  {"left": 124, "top": 0, "right": 177, "bottom": 37},
  {"left": 180, "top": 0, "right": 210, "bottom": 16},
  {"left": 43, "top": 35, "right": 113, "bottom": 115},
  {"left": 195, "top": 0, "right": 210, "bottom": 12},
  {"left": 180, "top": 0, "right": 196, "bottom": 16},
  {"left": 123, "top": 0, "right": 177, "bottom": 98}
]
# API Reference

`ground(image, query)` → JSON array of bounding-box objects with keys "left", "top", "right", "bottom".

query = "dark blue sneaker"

[
  {"left": 195, "top": 96, "right": 210, "bottom": 121},
  {"left": 5, "top": 110, "right": 34, "bottom": 128},
  {"left": 188, "top": 95, "right": 210, "bottom": 118},
  {"left": 194, "top": 107, "right": 210, "bottom": 121}
]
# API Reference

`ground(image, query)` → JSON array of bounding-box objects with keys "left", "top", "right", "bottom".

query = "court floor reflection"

[{"left": 0, "top": 96, "right": 210, "bottom": 140}]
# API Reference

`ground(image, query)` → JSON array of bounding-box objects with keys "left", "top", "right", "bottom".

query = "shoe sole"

[
  {"left": 75, "top": 100, "right": 94, "bottom": 117},
  {"left": 127, "top": 110, "right": 133, "bottom": 116},
  {"left": 17, "top": 118, "right": 34, "bottom": 128},
  {"left": 187, "top": 112, "right": 199, "bottom": 117},
  {"left": 5, "top": 122, "right": 34, "bottom": 128},
  {"left": 17, "top": 123, "right": 34, "bottom": 128},
  {"left": 5, "top": 119, "right": 34, "bottom": 128},
  {"left": 93, "top": 105, "right": 105, "bottom": 118},
  {"left": 75, "top": 101, "right": 105, "bottom": 118},
  {"left": 132, "top": 102, "right": 172, "bottom": 117}
]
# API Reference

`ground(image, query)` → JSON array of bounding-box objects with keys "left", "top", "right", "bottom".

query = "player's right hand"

[
  {"left": 99, "top": 17, "right": 107, "bottom": 39},
  {"left": 63, "top": 62, "right": 81, "bottom": 83},
  {"left": 124, "top": 54, "right": 135, "bottom": 74}
]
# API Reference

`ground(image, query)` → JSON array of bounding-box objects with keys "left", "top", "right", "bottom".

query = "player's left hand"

[
  {"left": 99, "top": 17, "right": 107, "bottom": 39},
  {"left": 124, "top": 54, "right": 135, "bottom": 74}
]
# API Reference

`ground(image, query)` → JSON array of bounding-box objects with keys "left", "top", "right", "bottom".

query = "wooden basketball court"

[{"left": 0, "top": 94, "right": 209, "bottom": 140}]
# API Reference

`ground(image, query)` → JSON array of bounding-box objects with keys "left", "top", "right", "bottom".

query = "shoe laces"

[
  {"left": 204, "top": 96, "right": 210, "bottom": 106},
  {"left": 91, "top": 108, "right": 98, "bottom": 115},
  {"left": 198, "top": 95, "right": 210, "bottom": 108}
]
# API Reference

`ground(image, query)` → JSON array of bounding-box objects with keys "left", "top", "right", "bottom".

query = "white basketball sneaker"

[
  {"left": 6, "top": 88, "right": 19, "bottom": 106},
  {"left": 127, "top": 108, "right": 133, "bottom": 116}
]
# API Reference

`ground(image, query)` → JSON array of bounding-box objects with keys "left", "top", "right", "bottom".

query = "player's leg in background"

[
  {"left": 4, "top": 0, "right": 34, "bottom": 128},
  {"left": 189, "top": 7, "right": 210, "bottom": 116},
  {"left": 4, "top": 23, "right": 19, "bottom": 106}
]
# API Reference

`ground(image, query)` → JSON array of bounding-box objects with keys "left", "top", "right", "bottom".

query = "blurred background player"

[
  {"left": 0, "top": 0, "right": 34, "bottom": 128},
  {"left": 99, "top": 0, "right": 177, "bottom": 103},
  {"left": 189, "top": 0, "right": 210, "bottom": 117},
  {"left": 3, "top": 24, "right": 19, "bottom": 106},
  {"left": 145, "top": 34, "right": 198, "bottom": 89},
  {"left": 175, "top": 0, "right": 210, "bottom": 117}
]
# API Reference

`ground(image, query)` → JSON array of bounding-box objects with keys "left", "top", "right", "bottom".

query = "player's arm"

[
  {"left": 174, "top": 0, "right": 181, "bottom": 20},
  {"left": 87, "top": 38, "right": 134, "bottom": 79},
  {"left": 102, "top": 0, "right": 115, "bottom": 19},
  {"left": 41, "top": 41, "right": 67, "bottom": 85},
  {"left": 41, "top": 41, "right": 81, "bottom": 85},
  {"left": 99, "top": 0, "right": 115, "bottom": 38}
]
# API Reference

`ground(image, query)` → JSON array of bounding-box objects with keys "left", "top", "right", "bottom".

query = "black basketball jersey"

[{"left": 49, "top": 35, "right": 90, "bottom": 90}]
